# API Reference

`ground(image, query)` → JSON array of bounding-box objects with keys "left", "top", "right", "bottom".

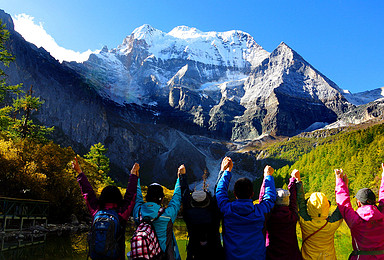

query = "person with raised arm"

[
  {"left": 180, "top": 165, "right": 224, "bottom": 260},
  {"left": 335, "top": 165, "right": 384, "bottom": 259},
  {"left": 132, "top": 164, "right": 183, "bottom": 260},
  {"left": 72, "top": 157, "right": 139, "bottom": 260},
  {"left": 296, "top": 170, "right": 343, "bottom": 259},
  {"left": 259, "top": 169, "right": 302, "bottom": 259},
  {"left": 216, "top": 156, "right": 276, "bottom": 260}
]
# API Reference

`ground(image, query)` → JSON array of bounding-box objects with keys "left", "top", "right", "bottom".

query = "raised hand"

[
  {"left": 291, "top": 169, "right": 301, "bottom": 181},
  {"left": 130, "top": 163, "right": 140, "bottom": 177},
  {"left": 335, "top": 169, "right": 348, "bottom": 186},
  {"left": 178, "top": 164, "right": 186, "bottom": 177},
  {"left": 71, "top": 157, "right": 82, "bottom": 174},
  {"left": 221, "top": 157, "right": 233, "bottom": 172},
  {"left": 264, "top": 165, "right": 274, "bottom": 177}
]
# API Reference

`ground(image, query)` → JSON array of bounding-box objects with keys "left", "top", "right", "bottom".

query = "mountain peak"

[
  {"left": 132, "top": 24, "right": 163, "bottom": 40},
  {"left": 168, "top": 25, "right": 204, "bottom": 39},
  {"left": 0, "top": 9, "right": 14, "bottom": 31}
]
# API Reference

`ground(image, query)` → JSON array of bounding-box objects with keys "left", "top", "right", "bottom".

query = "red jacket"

[{"left": 336, "top": 175, "right": 384, "bottom": 259}]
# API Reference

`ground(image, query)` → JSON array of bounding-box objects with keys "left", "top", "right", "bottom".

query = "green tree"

[
  {"left": 85, "top": 142, "right": 112, "bottom": 185},
  {"left": 8, "top": 86, "right": 54, "bottom": 142}
]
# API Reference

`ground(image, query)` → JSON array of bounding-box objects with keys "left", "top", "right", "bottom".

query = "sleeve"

[
  {"left": 118, "top": 174, "right": 138, "bottom": 220},
  {"left": 133, "top": 179, "right": 145, "bottom": 222},
  {"left": 288, "top": 177, "right": 298, "bottom": 218},
  {"left": 180, "top": 174, "right": 190, "bottom": 201},
  {"left": 214, "top": 170, "right": 224, "bottom": 195},
  {"left": 378, "top": 173, "right": 384, "bottom": 212},
  {"left": 329, "top": 206, "right": 343, "bottom": 223},
  {"left": 215, "top": 170, "right": 232, "bottom": 215},
  {"left": 296, "top": 181, "right": 311, "bottom": 221},
  {"left": 76, "top": 172, "right": 99, "bottom": 216},
  {"left": 258, "top": 177, "right": 266, "bottom": 203},
  {"left": 165, "top": 178, "right": 182, "bottom": 222},
  {"left": 257, "top": 175, "right": 276, "bottom": 215},
  {"left": 335, "top": 177, "right": 360, "bottom": 227}
]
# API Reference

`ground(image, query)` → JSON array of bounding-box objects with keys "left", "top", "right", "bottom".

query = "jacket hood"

[
  {"left": 231, "top": 199, "right": 255, "bottom": 217},
  {"left": 307, "top": 192, "right": 330, "bottom": 219},
  {"left": 356, "top": 204, "right": 384, "bottom": 221},
  {"left": 140, "top": 202, "right": 162, "bottom": 219}
]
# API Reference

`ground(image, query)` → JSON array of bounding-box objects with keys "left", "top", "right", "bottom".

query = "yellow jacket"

[{"left": 297, "top": 183, "right": 343, "bottom": 260}]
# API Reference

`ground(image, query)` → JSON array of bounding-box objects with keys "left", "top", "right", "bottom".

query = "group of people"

[{"left": 71, "top": 157, "right": 384, "bottom": 260}]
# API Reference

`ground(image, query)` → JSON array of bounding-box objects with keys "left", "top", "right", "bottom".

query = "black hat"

[
  {"left": 146, "top": 183, "right": 164, "bottom": 204},
  {"left": 355, "top": 188, "right": 376, "bottom": 205}
]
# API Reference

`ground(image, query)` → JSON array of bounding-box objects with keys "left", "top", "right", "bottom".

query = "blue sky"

[{"left": 1, "top": 0, "right": 383, "bottom": 93}]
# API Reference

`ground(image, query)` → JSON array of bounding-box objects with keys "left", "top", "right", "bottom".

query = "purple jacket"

[
  {"left": 336, "top": 175, "right": 384, "bottom": 259},
  {"left": 260, "top": 177, "right": 302, "bottom": 260},
  {"left": 77, "top": 172, "right": 138, "bottom": 260}
]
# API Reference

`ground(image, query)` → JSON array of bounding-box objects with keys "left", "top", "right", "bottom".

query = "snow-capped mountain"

[
  {"left": 67, "top": 25, "right": 269, "bottom": 105},
  {"left": 343, "top": 87, "right": 384, "bottom": 106},
  {"left": 65, "top": 25, "right": 361, "bottom": 139}
]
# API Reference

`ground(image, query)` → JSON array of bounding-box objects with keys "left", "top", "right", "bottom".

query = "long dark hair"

[{"left": 98, "top": 185, "right": 123, "bottom": 209}]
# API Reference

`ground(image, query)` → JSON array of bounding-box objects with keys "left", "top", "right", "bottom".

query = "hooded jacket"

[
  {"left": 335, "top": 175, "right": 384, "bottom": 259},
  {"left": 133, "top": 178, "right": 182, "bottom": 260},
  {"left": 259, "top": 177, "right": 302, "bottom": 260},
  {"left": 216, "top": 170, "right": 276, "bottom": 260},
  {"left": 297, "top": 182, "right": 343, "bottom": 260}
]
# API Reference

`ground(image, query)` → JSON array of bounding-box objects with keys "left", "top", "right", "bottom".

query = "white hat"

[
  {"left": 191, "top": 190, "right": 210, "bottom": 208},
  {"left": 276, "top": 188, "right": 290, "bottom": 206}
]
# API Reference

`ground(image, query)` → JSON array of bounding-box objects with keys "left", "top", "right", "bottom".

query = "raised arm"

[
  {"left": 179, "top": 165, "right": 190, "bottom": 202},
  {"left": 216, "top": 157, "right": 233, "bottom": 214},
  {"left": 335, "top": 169, "right": 359, "bottom": 227},
  {"left": 164, "top": 165, "right": 185, "bottom": 222},
  {"left": 72, "top": 157, "right": 98, "bottom": 216},
  {"left": 257, "top": 166, "right": 276, "bottom": 214},
  {"left": 296, "top": 179, "right": 311, "bottom": 221},
  {"left": 288, "top": 169, "right": 300, "bottom": 215},
  {"left": 118, "top": 163, "right": 139, "bottom": 220},
  {"left": 133, "top": 164, "right": 145, "bottom": 221},
  {"left": 379, "top": 163, "right": 384, "bottom": 211}
]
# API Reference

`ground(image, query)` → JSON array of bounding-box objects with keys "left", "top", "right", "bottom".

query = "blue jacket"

[
  {"left": 216, "top": 171, "right": 276, "bottom": 260},
  {"left": 133, "top": 179, "right": 182, "bottom": 260}
]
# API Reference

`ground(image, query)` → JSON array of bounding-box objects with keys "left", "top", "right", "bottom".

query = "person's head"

[
  {"left": 307, "top": 192, "right": 330, "bottom": 219},
  {"left": 99, "top": 185, "right": 123, "bottom": 208},
  {"left": 275, "top": 188, "right": 290, "bottom": 206},
  {"left": 146, "top": 183, "right": 164, "bottom": 205},
  {"left": 234, "top": 177, "right": 254, "bottom": 199},
  {"left": 355, "top": 188, "right": 376, "bottom": 207},
  {"left": 191, "top": 190, "right": 211, "bottom": 208}
]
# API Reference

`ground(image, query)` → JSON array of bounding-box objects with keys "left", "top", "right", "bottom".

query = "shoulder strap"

[
  {"left": 139, "top": 207, "right": 165, "bottom": 222},
  {"left": 302, "top": 219, "right": 329, "bottom": 245}
]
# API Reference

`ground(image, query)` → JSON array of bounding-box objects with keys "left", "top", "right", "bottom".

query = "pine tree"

[
  {"left": 9, "top": 86, "right": 54, "bottom": 142},
  {"left": 85, "top": 143, "right": 112, "bottom": 184}
]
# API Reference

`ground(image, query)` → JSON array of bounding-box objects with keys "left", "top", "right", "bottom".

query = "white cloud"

[{"left": 13, "top": 14, "right": 97, "bottom": 63}]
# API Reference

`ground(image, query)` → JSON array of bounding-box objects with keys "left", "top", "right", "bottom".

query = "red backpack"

[{"left": 131, "top": 207, "right": 165, "bottom": 260}]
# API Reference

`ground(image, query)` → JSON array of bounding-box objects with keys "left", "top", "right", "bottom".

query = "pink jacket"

[{"left": 335, "top": 176, "right": 384, "bottom": 259}]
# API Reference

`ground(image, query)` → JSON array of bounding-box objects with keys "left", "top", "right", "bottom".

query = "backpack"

[
  {"left": 88, "top": 209, "right": 121, "bottom": 259},
  {"left": 131, "top": 207, "right": 165, "bottom": 260}
]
